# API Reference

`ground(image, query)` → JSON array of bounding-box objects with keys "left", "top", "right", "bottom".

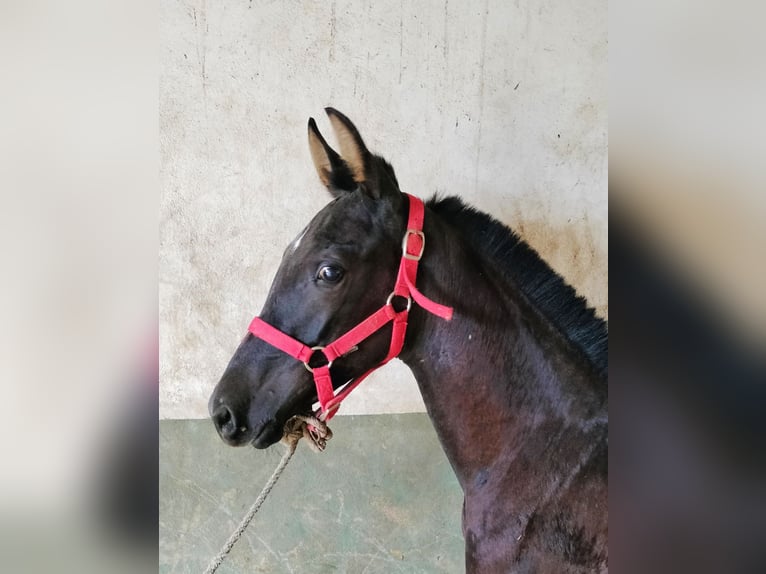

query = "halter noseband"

[{"left": 247, "top": 194, "right": 453, "bottom": 421}]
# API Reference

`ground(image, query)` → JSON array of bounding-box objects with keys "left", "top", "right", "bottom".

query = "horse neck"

[{"left": 399, "top": 210, "right": 607, "bottom": 492}]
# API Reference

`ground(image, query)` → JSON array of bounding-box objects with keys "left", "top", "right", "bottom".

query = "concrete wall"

[
  {"left": 160, "top": 0, "right": 608, "bottom": 419},
  {"left": 161, "top": 415, "right": 465, "bottom": 572}
]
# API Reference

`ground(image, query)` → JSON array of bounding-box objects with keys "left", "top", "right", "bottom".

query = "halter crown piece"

[{"left": 247, "top": 193, "right": 453, "bottom": 422}]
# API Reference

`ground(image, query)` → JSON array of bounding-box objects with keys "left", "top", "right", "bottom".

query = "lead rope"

[{"left": 202, "top": 415, "right": 332, "bottom": 574}]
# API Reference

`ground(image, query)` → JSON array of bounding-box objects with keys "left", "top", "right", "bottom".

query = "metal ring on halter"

[
  {"left": 303, "top": 346, "right": 333, "bottom": 373},
  {"left": 386, "top": 291, "right": 412, "bottom": 313}
]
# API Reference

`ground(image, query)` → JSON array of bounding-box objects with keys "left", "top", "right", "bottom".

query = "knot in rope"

[{"left": 281, "top": 414, "right": 333, "bottom": 453}]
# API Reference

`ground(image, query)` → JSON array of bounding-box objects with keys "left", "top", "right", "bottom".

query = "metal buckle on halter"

[
  {"left": 402, "top": 229, "right": 425, "bottom": 261},
  {"left": 386, "top": 291, "right": 412, "bottom": 313},
  {"left": 303, "top": 346, "right": 333, "bottom": 373}
]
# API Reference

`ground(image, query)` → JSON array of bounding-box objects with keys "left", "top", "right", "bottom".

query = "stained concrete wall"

[
  {"left": 160, "top": 415, "right": 465, "bottom": 572},
  {"left": 160, "top": 0, "right": 608, "bottom": 419}
]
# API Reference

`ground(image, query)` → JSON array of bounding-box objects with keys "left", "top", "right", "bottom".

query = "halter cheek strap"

[{"left": 247, "top": 194, "right": 453, "bottom": 421}]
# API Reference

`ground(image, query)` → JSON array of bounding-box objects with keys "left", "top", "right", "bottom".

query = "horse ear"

[
  {"left": 325, "top": 107, "right": 370, "bottom": 185},
  {"left": 308, "top": 117, "right": 356, "bottom": 196},
  {"left": 325, "top": 108, "right": 401, "bottom": 202}
]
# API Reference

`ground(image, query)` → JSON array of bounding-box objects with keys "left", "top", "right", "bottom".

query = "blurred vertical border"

[
  {"left": 611, "top": 0, "right": 766, "bottom": 572},
  {"left": 0, "top": 1, "right": 157, "bottom": 572}
]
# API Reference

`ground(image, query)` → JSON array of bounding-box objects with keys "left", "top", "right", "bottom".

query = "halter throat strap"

[{"left": 247, "top": 194, "right": 453, "bottom": 420}]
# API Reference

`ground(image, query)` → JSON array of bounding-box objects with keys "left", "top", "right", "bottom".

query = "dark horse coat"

[{"left": 210, "top": 109, "right": 608, "bottom": 573}]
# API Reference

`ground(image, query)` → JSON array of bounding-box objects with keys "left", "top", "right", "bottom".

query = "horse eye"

[{"left": 317, "top": 265, "right": 344, "bottom": 283}]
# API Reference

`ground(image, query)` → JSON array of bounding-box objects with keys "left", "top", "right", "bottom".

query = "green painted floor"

[{"left": 160, "top": 414, "right": 465, "bottom": 573}]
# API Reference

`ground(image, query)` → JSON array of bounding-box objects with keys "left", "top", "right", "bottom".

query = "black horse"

[{"left": 209, "top": 108, "right": 608, "bottom": 573}]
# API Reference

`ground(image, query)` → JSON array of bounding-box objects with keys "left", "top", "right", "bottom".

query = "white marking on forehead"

[{"left": 290, "top": 227, "right": 308, "bottom": 253}]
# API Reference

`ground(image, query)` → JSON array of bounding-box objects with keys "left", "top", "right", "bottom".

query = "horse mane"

[{"left": 427, "top": 195, "right": 608, "bottom": 378}]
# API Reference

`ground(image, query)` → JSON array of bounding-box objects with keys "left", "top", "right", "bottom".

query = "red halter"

[{"left": 247, "top": 194, "right": 453, "bottom": 421}]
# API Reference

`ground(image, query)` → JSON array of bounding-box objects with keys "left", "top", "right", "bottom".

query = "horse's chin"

[{"left": 250, "top": 420, "right": 283, "bottom": 449}]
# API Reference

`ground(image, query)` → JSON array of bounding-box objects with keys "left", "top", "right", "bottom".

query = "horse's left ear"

[
  {"left": 325, "top": 107, "right": 370, "bottom": 185},
  {"left": 308, "top": 117, "right": 356, "bottom": 196},
  {"left": 325, "top": 108, "right": 398, "bottom": 202}
]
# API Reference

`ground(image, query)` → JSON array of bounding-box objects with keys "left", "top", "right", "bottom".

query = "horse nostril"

[
  {"left": 217, "top": 406, "right": 231, "bottom": 425},
  {"left": 212, "top": 405, "right": 239, "bottom": 439}
]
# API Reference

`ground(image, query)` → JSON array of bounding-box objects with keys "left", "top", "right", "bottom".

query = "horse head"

[{"left": 209, "top": 109, "right": 409, "bottom": 447}]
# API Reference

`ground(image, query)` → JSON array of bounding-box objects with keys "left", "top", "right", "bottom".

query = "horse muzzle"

[{"left": 209, "top": 400, "right": 249, "bottom": 446}]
